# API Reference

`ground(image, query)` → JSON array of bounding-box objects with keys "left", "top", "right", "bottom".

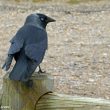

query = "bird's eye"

[{"left": 40, "top": 17, "right": 45, "bottom": 21}]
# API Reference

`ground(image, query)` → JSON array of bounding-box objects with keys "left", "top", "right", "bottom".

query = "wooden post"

[
  {"left": 1, "top": 73, "right": 54, "bottom": 110},
  {"left": 1, "top": 73, "right": 110, "bottom": 110},
  {"left": 36, "top": 93, "right": 110, "bottom": 110}
]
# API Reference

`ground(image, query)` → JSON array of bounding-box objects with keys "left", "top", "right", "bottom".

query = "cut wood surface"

[{"left": 1, "top": 73, "right": 54, "bottom": 110}]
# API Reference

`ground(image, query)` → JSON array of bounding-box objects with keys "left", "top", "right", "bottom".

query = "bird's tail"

[
  {"left": 9, "top": 54, "right": 28, "bottom": 81},
  {"left": 2, "top": 55, "right": 13, "bottom": 71},
  {"left": 9, "top": 55, "right": 36, "bottom": 88}
]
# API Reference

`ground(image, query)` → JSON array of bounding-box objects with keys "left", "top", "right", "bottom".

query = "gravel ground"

[{"left": 0, "top": 0, "right": 110, "bottom": 99}]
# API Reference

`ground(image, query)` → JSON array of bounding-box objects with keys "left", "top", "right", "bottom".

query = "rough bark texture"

[{"left": 1, "top": 73, "right": 54, "bottom": 110}]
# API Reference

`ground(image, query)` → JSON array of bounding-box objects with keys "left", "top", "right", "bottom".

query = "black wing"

[
  {"left": 25, "top": 28, "right": 47, "bottom": 64},
  {"left": 8, "top": 27, "right": 25, "bottom": 55},
  {"left": 2, "top": 27, "right": 25, "bottom": 71}
]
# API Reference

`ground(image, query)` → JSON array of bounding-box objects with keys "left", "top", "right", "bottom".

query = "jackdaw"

[{"left": 2, "top": 13, "right": 55, "bottom": 87}]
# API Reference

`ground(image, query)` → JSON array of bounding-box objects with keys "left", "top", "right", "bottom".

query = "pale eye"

[{"left": 40, "top": 17, "right": 45, "bottom": 21}]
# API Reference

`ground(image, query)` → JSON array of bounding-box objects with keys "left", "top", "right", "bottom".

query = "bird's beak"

[{"left": 46, "top": 16, "right": 56, "bottom": 23}]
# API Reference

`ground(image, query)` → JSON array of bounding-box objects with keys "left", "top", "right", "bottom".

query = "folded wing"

[
  {"left": 25, "top": 40, "right": 46, "bottom": 64},
  {"left": 8, "top": 27, "right": 25, "bottom": 55}
]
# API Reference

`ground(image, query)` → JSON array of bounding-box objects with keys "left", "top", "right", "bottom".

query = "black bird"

[{"left": 2, "top": 13, "right": 55, "bottom": 86}]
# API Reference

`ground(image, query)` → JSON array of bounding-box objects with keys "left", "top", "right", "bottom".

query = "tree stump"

[{"left": 1, "top": 73, "right": 54, "bottom": 110}]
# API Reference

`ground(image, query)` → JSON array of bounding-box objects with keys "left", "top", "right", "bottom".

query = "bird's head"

[
  {"left": 37, "top": 13, "right": 56, "bottom": 24},
  {"left": 25, "top": 13, "right": 55, "bottom": 29}
]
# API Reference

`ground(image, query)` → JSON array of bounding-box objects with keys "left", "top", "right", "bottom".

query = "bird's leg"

[
  {"left": 38, "top": 65, "right": 45, "bottom": 74},
  {"left": 2, "top": 54, "right": 13, "bottom": 71}
]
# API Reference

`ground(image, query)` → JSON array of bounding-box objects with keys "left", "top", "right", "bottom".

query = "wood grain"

[
  {"left": 36, "top": 93, "right": 110, "bottom": 110},
  {"left": 1, "top": 73, "right": 54, "bottom": 110}
]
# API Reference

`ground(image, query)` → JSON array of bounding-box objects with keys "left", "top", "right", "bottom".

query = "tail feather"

[
  {"left": 9, "top": 54, "right": 28, "bottom": 81},
  {"left": 9, "top": 52, "right": 38, "bottom": 81},
  {"left": 2, "top": 63, "right": 6, "bottom": 70},
  {"left": 2, "top": 55, "right": 13, "bottom": 71}
]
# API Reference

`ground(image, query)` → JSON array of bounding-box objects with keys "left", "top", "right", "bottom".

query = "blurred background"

[{"left": 0, "top": 0, "right": 110, "bottom": 99}]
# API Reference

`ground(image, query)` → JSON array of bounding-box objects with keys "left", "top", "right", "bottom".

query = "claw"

[
  {"left": 38, "top": 65, "right": 45, "bottom": 74},
  {"left": 38, "top": 69, "right": 46, "bottom": 74}
]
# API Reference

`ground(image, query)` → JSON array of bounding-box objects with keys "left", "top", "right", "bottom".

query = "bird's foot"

[{"left": 38, "top": 69, "right": 46, "bottom": 74}]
